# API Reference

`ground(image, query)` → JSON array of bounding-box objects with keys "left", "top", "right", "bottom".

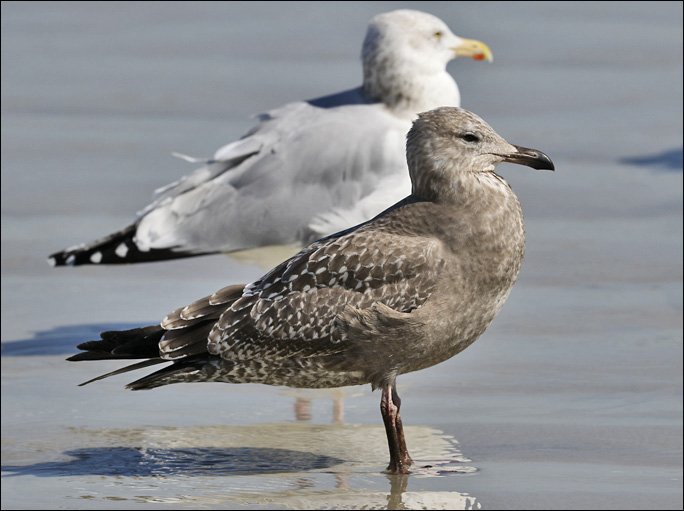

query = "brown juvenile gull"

[
  {"left": 68, "top": 107, "right": 554, "bottom": 474},
  {"left": 48, "top": 9, "right": 492, "bottom": 266}
]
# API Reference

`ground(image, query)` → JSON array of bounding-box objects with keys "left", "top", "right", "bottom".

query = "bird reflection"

[{"left": 292, "top": 388, "right": 346, "bottom": 423}]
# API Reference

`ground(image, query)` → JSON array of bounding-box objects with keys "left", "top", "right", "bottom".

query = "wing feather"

[{"left": 207, "top": 208, "right": 444, "bottom": 361}]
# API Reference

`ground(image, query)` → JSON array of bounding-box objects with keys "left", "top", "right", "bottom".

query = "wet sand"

[{"left": 2, "top": 2, "right": 682, "bottom": 509}]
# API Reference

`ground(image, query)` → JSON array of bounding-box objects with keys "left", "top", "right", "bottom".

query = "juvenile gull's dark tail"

[
  {"left": 67, "top": 325, "right": 165, "bottom": 361},
  {"left": 67, "top": 324, "right": 216, "bottom": 389},
  {"left": 67, "top": 325, "right": 168, "bottom": 386}
]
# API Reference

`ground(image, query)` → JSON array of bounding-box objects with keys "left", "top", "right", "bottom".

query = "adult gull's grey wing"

[{"left": 133, "top": 102, "right": 410, "bottom": 256}]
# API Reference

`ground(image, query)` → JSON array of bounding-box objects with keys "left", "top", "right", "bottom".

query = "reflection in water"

[
  {"left": 287, "top": 388, "right": 349, "bottom": 423},
  {"left": 2, "top": 446, "right": 341, "bottom": 477},
  {"left": 2, "top": 423, "right": 479, "bottom": 509}
]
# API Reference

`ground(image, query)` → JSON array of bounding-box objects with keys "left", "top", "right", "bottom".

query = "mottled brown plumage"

[{"left": 69, "top": 107, "right": 554, "bottom": 474}]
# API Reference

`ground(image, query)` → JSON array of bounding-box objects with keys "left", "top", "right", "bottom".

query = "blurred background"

[{"left": 2, "top": 2, "right": 682, "bottom": 509}]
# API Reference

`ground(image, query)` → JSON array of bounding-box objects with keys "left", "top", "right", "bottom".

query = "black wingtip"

[{"left": 49, "top": 223, "right": 215, "bottom": 266}]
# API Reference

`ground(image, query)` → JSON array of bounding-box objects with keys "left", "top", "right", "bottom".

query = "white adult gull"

[
  {"left": 49, "top": 9, "right": 492, "bottom": 266},
  {"left": 68, "top": 107, "right": 555, "bottom": 474}
]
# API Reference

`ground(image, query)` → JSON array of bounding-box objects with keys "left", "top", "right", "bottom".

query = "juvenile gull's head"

[{"left": 406, "top": 107, "right": 554, "bottom": 202}]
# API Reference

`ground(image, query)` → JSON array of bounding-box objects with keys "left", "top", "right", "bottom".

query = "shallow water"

[{"left": 2, "top": 2, "right": 682, "bottom": 510}]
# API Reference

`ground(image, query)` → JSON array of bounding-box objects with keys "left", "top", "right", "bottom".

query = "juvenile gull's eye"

[{"left": 460, "top": 132, "right": 480, "bottom": 143}]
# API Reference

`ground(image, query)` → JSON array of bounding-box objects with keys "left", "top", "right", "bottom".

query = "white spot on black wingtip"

[
  {"left": 66, "top": 254, "right": 76, "bottom": 266},
  {"left": 90, "top": 251, "right": 102, "bottom": 264},
  {"left": 115, "top": 242, "right": 129, "bottom": 258},
  {"left": 47, "top": 256, "right": 57, "bottom": 267}
]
